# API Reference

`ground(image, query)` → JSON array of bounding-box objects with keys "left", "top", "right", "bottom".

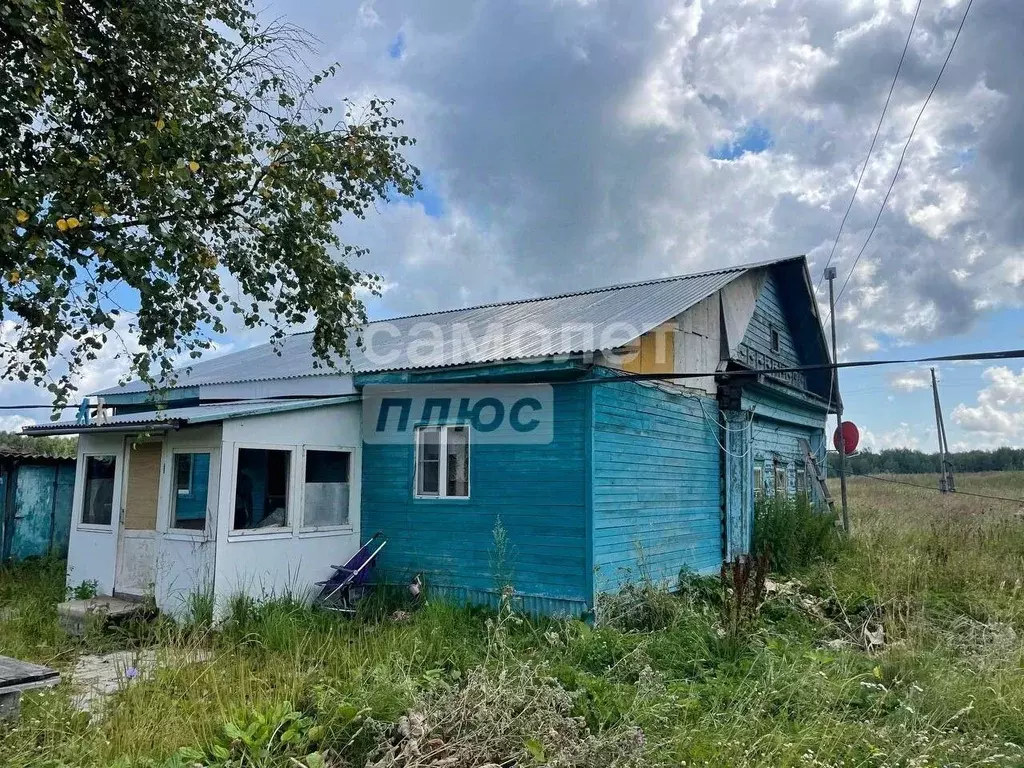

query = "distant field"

[{"left": 837, "top": 470, "right": 1024, "bottom": 516}]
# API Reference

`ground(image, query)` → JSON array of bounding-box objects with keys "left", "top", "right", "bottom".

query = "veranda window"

[
  {"left": 82, "top": 455, "right": 116, "bottom": 526},
  {"left": 172, "top": 452, "right": 211, "bottom": 531},
  {"left": 233, "top": 448, "right": 291, "bottom": 530},
  {"left": 303, "top": 449, "right": 351, "bottom": 527}
]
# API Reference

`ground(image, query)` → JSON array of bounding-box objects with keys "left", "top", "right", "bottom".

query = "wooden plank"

[
  {"left": 123, "top": 442, "right": 162, "bottom": 530},
  {"left": 799, "top": 438, "right": 835, "bottom": 513}
]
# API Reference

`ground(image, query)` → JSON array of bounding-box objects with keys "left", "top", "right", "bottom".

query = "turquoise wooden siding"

[
  {"left": 738, "top": 270, "right": 809, "bottom": 392},
  {"left": 591, "top": 378, "right": 723, "bottom": 594},
  {"left": 744, "top": 386, "right": 827, "bottom": 497},
  {"left": 361, "top": 384, "right": 590, "bottom": 616},
  {"left": 1, "top": 459, "right": 75, "bottom": 561}
]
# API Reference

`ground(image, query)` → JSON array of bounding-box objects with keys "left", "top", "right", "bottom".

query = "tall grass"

[
  {"left": 753, "top": 493, "right": 843, "bottom": 573},
  {"left": 0, "top": 473, "right": 1022, "bottom": 766}
]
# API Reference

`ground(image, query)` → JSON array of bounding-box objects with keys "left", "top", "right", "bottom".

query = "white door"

[{"left": 114, "top": 440, "right": 162, "bottom": 598}]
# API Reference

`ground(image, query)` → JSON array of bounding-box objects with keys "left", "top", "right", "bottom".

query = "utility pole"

[
  {"left": 823, "top": 267, "right": 851, "bottom": 534},
  {"left": 930, "top": 367, "right": 956, "bottom": 493}
]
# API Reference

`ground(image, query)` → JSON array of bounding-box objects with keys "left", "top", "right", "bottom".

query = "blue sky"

[{"left": 4, "top": 0, "right": 1024, "bottom": 452}]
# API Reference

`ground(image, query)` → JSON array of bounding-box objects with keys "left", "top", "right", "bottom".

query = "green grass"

[{"left": 1, "top": 473, "right": 1024, "bottom": 766}]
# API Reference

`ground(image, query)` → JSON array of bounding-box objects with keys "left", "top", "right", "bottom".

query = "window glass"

[
  {"left": 446, "top": 426, "right": 469, "bottom": 497},
  {"left": 770, "top": 327, "right": 780, "bottom": 353},
  {"left": 753, "top": 463, "right": 764, "bottom": 500},
  {"left": 173, "top": 452, "right": 210, "bottom": 530},
  {"left": 234, "top": 448, "right": 290, "bottom": 530},
  {"left": 796, "top": 467, "right": 807, "bottom": 500},
  {"left": 304, "top": 450, "right": 351, "bottom": 527},
  {"left": 82, "top": 455, "right": 116, "bottom": 525},
  {"left": 176, "top": 453, "right": 193, "bottom": 495},
  {"left": 416, "top": 427, "right": 441, "bottom": 496}
]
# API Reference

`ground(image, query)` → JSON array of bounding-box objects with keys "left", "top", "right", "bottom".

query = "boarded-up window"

[
  {"left": 234, "top": 448, "right": 290, "bottom": 530},
  {"left": 304, "top": 450, "right": 351, "bottom": 527},
  {"left": 173, "top": 452, "right": 210, "bottom": 531},
  {"left": 82, "top": 455, "right": 116, "bottom": 526},
  {"left": 416, "top": 426, "right": 469, "bottom": 498}
]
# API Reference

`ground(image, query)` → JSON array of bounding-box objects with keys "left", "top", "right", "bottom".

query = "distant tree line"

[
  {"left": 0, "top": 431, "right": 77, "bottom": 458},
  {"left": 826, "top": 447, "right": 1024, "bottom": 475}
]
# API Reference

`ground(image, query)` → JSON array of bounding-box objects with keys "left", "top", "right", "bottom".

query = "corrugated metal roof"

[
  {"left": 94, "top": 256, "right": 803, "bottom": 396},
  {"left": 22, "top": 396, "right": 360, "bottom": 434},
  {"left": 0, "top": 448, "right": 76, "bottom": 461}
]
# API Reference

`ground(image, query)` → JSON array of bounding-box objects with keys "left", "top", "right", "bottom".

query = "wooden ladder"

[{"left": 799, "top": 438, "right": 836, "bottom": 514}]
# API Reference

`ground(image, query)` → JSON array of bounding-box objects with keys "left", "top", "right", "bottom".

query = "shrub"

[{"left": 753, "top": 494, "right": 843, "bottom": 574}]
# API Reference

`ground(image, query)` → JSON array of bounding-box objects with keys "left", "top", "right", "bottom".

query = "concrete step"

[{"left": 57, "top": 596, "right": 148, "bottom": 637}]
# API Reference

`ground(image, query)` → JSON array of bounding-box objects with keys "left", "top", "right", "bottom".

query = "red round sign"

[{"left": 833, "top": 421, "right": 860, "bottom": 454}]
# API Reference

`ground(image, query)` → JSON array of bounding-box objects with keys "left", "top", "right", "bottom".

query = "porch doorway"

[{"left": 114, "top": 440, "right": 162, "bottom": 598}]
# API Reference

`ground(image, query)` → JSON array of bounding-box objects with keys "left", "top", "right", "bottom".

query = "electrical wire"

[
  {"left": 815, "top": 0, "right": 922, "bottom": 295},
  {"left": 829, "top": 0, "right": 974, "bottom": 312},
  {"left": 847, "top": 469, "right": 1024, "bottom": 504}
]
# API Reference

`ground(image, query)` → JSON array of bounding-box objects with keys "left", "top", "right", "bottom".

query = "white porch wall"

[
  {"left": 213, "top": 402, "right": 362, "bottom": 615},
  {"left": 67, "top": 433, "right": 124, "bottom": 596}
]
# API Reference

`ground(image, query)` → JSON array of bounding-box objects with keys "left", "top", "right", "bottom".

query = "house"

[
  {"left": 23, "top": 255, "right": 836, "bottom": 617},
  {"left": 1, "top": 449, "right": 76, "bottom": 562}
]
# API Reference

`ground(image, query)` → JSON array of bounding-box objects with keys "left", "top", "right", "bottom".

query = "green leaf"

[
  {"left": 525, "top": 737, "right": 546, "bottom": 763},
  {"left": 211, "top": 744, "right": 231, "bottom": 760}
]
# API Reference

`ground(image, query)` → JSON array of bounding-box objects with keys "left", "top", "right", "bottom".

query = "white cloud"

[
  {"left": 951, "top": 366, "right": 1024, "bottom": 446},
  {"left": 0, "top": 414, "right": 36, "bottom": 433},
  {"left": 860, "top": 421, "right": 925, "bottom": 451},
  {"left": 887, "top": 366, "right": 935, "bottom": 392}
]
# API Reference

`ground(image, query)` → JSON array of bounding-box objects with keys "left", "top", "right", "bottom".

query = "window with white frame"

[
  {"left": 753, "top": 462, "right": 764, "bottom": 501},
  {"left": 172, "top": 452, "right": 211, "bottom": 531},
  {"left": 415, "top": 425, "right": 469, "bottom": 498},
  {"left": 303, "top": 449, "right": 351, "bottom": 527},
  {"left": 233, "top": 447, "right": 291, "bottom": 530},
  {"left": 82, "top": 455, "right": 116, "bottom": 526}
]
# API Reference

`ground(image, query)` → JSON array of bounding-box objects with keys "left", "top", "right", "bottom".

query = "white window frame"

[
  {"left": 753, "top": 462, "right": 764, "bottom": 500},
  {"left": 169, "top": 448, "right": 213, "bottom": 534},
  {"left": 78, "top": 452, "right": 119, "bottom": 530},
  {"left": 300, "top": 445, "right": 356, "bottom": 532},
  {"left": 414, "top": 425, "right": 470, "bottom": 499},
  {"left": 229, "top": 443, "right": 295, "bottom": 536}
]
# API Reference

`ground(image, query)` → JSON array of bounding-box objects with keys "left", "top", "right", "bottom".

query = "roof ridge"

[{"left": 290, "top": 254, "right": 804, "bottom": 333}]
